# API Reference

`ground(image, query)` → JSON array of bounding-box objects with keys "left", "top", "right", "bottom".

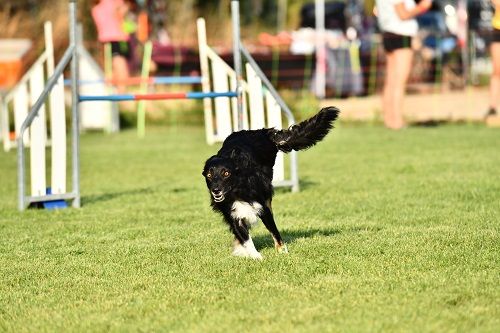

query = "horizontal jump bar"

[
  {"left": 64, "top": 76, "right": 202, "bottom": 86},
  {"left": 79, "top": 91, "right": 238, "bottom": 101}
]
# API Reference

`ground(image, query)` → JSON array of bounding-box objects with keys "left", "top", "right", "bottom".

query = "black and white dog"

[{"left": 202, "top": 107, "right": 339, "bottom": 259}]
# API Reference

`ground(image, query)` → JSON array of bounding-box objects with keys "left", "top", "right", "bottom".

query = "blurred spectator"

[
  {"left": 293, "top": 2, "right": 363, "bottom": 97},
  {"left": 375, "top": 0, "right": 432, "bottom": 129},
  {"left": 487, "top": 0, "right": 500, "bottom": 118},
  {"left": 91, "top": 0, "right": 131, "bottom": 93},
  {"left": 157, "top": 21, "right": 171, "bottom": 46}
]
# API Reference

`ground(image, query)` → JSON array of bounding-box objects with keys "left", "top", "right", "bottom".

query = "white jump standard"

[{"left": 17, "top": 0, "right": 81, "bottom": 211}]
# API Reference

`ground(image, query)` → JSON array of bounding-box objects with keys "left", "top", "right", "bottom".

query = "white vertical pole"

[
  {"left": 49, "top": 74, "right": 66, "bottom": 194},
  {"left": 197, "top": 18, "right": 215, "bottom": 144},
  {"left": 315, "top": 0, "right": 326, "bottom": 99},
  {"left": 265, "top": 91, "right": 284, "bottom": 182},
  {"left": 1, "top": 96, "right": 10, "bottom": 151},
  {"left": 46, "top": 21, "right": 67, "bottom": 195},
  {"left": 246, "top": 64, "right": 265, "bottom": 129},
  {"left": 137, "top": 40, "right": 152, "bottom": 138},
  {"left": 230, "top": 76, "right": 248, "bottom": 130},
  {"left": 241, "top": 88, "right": 249, "bottom": 130},
  {"left": 70, "top": 0, "right": 80, "bottom": 208},
  {"left": 29, "top": 64, "right": 47, "bottom": 196},
  {"left": 14, "top": 85, "right": 30, "bottom": 146},
  {"left": 45, "top": 22, "right": 54, "bottom": 76},
  {"left": 231, "top": 0, "right": 244, "bottom": 131},
  {"left": 212, "top": 60, "right": 233, "bottom": 140},
  {"left": 229, "top": 76, "right": 239, "bottom": 131}
]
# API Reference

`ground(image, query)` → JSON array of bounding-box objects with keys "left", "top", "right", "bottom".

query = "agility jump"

[
  {"left": 7, "top": 0, "right": 298, "bottom": 211},
  {"left": 77, "top": 16, "right": 299, "bottom": 191},
  {"left": 11, "top": 0, "right": 80, "bottom": 211}
]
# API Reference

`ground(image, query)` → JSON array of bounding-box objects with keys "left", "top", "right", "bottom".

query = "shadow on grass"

[
  {"left": 411, "top": 120, "right": 447, "bottom": 127},
  {"left": 253, "top": 225, "right": 382, "bottom": 250},
  {"left": 274, "top": 177, "right": 319, "bottom": 194},
  {"left": 253, "top": 227, "right": 341, "bottom": 249},
  {"left": 82, "top": 185, "right": 196, "bottom": 206},
  {"left": 82, "top": 187, "right": 155, "bottom": 205}
]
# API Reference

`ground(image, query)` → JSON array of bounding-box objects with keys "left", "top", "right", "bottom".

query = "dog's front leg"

[{"left": 227, "top": 218, "right": 263, "bottom": 260}]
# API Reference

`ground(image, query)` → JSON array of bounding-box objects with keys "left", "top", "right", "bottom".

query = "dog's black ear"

[{"left": 202, "top": 155, "right": 217, "bottom": 176}]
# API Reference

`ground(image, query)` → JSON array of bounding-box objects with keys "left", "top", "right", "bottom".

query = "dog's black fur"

[{"left": 202, "top": 106, "right": 339, "bottom": 259}]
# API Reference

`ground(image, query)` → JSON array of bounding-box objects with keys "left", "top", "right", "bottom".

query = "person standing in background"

[
  {"left": 487, "top": 0, "right": 500, "bottom": 118},
  {"left": 91, "top": 0, "right": 130, "bottom": 93},
  {"left": 375, "top": 0, "right": 432, "bottom": 130}
]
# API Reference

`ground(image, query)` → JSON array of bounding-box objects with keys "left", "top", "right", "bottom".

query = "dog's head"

[{"left": 202, "top": 156, "right": 236, "bottom": 203}]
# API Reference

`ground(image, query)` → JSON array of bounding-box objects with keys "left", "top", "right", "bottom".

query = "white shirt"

[{"left": 375, "top": 0, "right": 419, "bottom": 37}]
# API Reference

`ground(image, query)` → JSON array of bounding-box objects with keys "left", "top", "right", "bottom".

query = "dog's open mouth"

[{"left": 211, "top": 191, "right": 225, "bottom": 202}]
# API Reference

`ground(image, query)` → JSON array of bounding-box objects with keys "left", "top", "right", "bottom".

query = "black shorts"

[
  {"left": 491, "top": 28, "right": 500, "bottom": 44},
  {"left": 110, "top": 41, "right": 130, "bottom": 59},
  {"left": 382, "top": 32, "right": 412, "bottom": 53}
]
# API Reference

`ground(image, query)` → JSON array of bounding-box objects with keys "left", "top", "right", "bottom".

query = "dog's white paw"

[
  {"left": 232, "top": 239, "right": 264, "bottom": 260},
  {"left": 241, "top": 237, "right": 263, "bottom": 260},
  {"left": 231, "top": 246, "right": 263, "bottom": 260},
  {"left": 232, "top": 244, "right": 249, "bottom": 257}
]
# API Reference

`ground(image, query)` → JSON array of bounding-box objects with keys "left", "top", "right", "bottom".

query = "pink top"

[{"left": 91, "top": 0, "right": 129, "bottom": 42}]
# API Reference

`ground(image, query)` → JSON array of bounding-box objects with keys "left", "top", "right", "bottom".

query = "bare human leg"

[
  {"left": 488, "top": 42, "right": 500, "bottom": 116},
  {"left": 112, "top": 55, "right": 130, "bottom": 94},
  {"left": 382, "top": 52, "right": 396, "bottom": 128},
  {"left": 388, "top": 48, "right": 413, "bottom": 130}
]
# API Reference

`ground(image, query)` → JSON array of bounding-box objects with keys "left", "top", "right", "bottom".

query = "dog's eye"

[
  {"left": 206, "top": 173, "right": 212, "bottom": 179},
  {"left": 223, "top": 171, "right": 230, "bottom": 177}
]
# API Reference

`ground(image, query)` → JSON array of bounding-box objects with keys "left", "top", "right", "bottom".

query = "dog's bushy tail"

[{"left": 269, "top": 106, "right": 339, "bottom": 153}]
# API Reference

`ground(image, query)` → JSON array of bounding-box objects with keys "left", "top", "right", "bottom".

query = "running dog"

[{"left": 202, "top": 107, "right": 339, "bottom": 259}]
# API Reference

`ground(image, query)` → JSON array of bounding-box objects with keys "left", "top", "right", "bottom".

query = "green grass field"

[{"left": 0, "top": 124, "right": 498, "bottom": 332}]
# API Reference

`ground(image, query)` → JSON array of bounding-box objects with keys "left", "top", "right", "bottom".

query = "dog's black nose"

[{"left": 212, "top": 188, "right": 222, "bottom": 195}]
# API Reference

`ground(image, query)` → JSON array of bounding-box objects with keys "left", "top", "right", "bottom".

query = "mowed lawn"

[{"left": 0, "top": 123, "right": 498, "bottom": 332}]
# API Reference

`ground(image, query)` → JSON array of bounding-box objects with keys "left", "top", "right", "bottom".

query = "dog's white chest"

[{"left": 231, "top": 201, "right": 263, "bottom": 225}]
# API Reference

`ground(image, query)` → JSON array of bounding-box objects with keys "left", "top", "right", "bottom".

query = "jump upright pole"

[
  {"left": 314, "top": 0, "right": 326, "bottom": 99},
  {"left": 137, "top": 41, "right": 153, "bottom": 138},
  {"left": 17, "top": 0, "right": 80, "bottom": 210},
  {"left": 70, "top": 0, "right": 81, "bottom": 208},
  {"left": 231, "top": 0, "right": 244, "bottom": 131}
]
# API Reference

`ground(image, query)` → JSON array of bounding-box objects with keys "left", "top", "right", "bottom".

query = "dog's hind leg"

[{"left": 261, "top": 202, "right": 288, "bottom": 254}]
